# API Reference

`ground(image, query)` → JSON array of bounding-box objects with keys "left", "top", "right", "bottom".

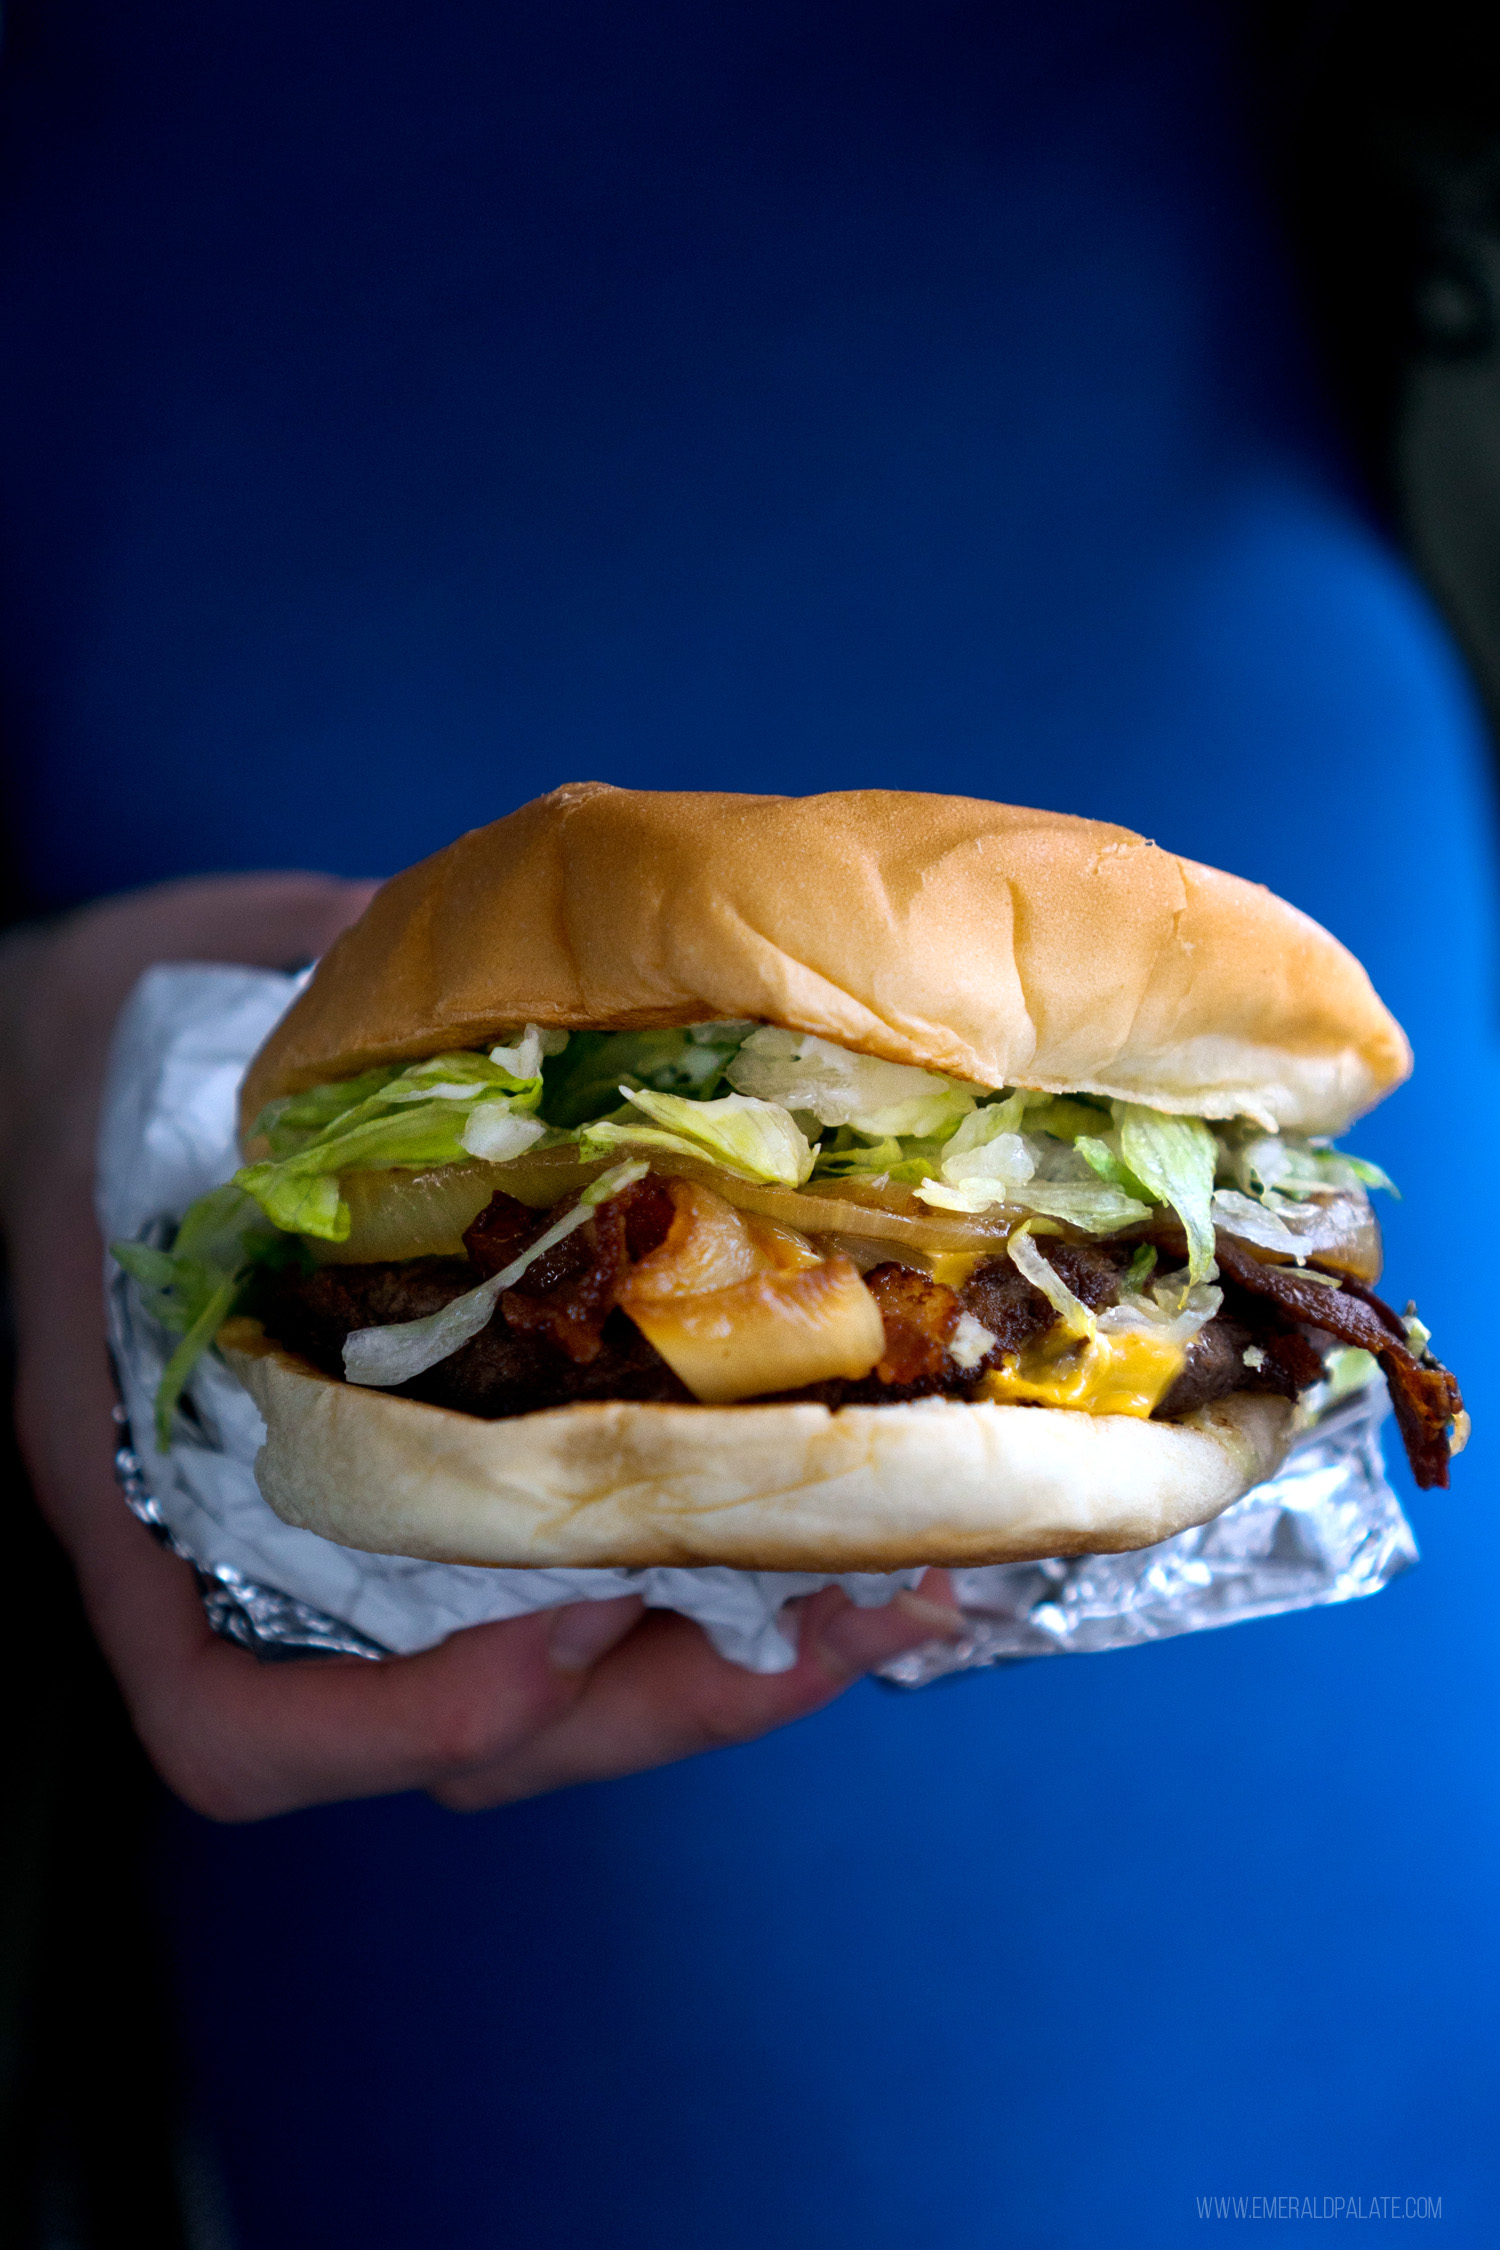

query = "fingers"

[
  {"left": 1, "top": 870, "right": 379, "bottom": 1211},
  {"left": 116, "top": 1567, "right": 960, "bottom": 1821},
  {"left": 16, "top": 1174, "right": 966, "bottom": 1823},
  {"left": 809, "top": 1576, "right": 962, "bottom": 1684},
  {"left": 428, "top": 1570, "right": 964, "bottom": 1812},
  {"left": 87, "top": 1566, "right": 645, "bottom": 1822},
  {"left": 102, "top": 1547, "right": 665, "bottom": 1819},
  {"left": 10, "top": 1191, "right": 650, "bottom": 1818},
  {"left": 50, "top": 870, "right": 378, "bottom": 997},
  {"left": 105, "top": 1547, "right": 960, "bottom": 1822},
  {"left": 546, "top": 1594, "right": 647, "bottom": 1672}
]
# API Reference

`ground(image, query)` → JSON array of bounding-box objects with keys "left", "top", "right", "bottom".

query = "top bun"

[{"left": 241, "top": 784, "right": 1410, "bottom": 1137}]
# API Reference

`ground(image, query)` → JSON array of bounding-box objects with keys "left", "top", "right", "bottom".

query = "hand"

[{"left": 0, "top": 876, "right": 962, "bottom": 1820}]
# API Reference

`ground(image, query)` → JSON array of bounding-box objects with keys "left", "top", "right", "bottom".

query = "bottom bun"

[{"left": 219, "top": 1319, "right": 1295, "bottom": 1572}]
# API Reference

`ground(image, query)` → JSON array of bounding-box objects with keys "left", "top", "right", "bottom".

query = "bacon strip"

[
  {"left": 1213, "top": 1237, "right": 1464, "bottom": 1490},
  {"left": 465, "top": 1179, "right": 677, "bottom": 1365},
  {"left": 862, "top": 1263, "right": 960, "bottom": 1384}
]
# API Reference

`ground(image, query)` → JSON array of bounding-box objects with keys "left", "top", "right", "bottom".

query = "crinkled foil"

[
  {"left": 112, "top": 1405, "right": 388, "bottom": 1664},
  {"left": 99, "top": 963, "right": 1419, "bottom": 1683},
  {"left": 878, "top": 1381, "right": 1413, "bottom": 1684}
]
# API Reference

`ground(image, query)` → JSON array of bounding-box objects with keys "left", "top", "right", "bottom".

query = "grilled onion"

[
  {"left": 624, "top": 1262, "right": 886, "bottom": 1403},
  {"left": 308, "top": 1164, "right": 503, "bottom": 1262},
  {"left": 618, "top": 1179, "right": 883, "bottom": 1401},
  {"left": 309, "top": 1142, "right": 1380, "bottom": 1285}
]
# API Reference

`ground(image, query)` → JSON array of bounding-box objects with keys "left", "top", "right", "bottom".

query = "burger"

[{"left": 116, "top": 784, "right": 1465, "bottom": 1572}]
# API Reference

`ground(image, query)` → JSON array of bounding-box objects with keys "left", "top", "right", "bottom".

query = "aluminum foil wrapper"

[
  {"left": 879, "top": 1381, "right": 1411, "bottom": 1683},
  {"left": 99, "top": 965, "right": 1417, "bottom": 1682}
]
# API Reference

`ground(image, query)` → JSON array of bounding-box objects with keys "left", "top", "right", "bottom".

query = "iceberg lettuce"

[
  {"left": 913, "top": 1101, "right": 1151, "bottom": 1229},
  {"left": 253, "top": 1065, "right": 406, "bottom": 1157},
  {"left": 541, "top": 1023, "right": 755, "bottom": 1129},
  {"left": 917, "top": 1174, "right": 1151, "bottom": 1227},
  {"left": 1115, "top": 1104, "right": 1218, "bottom": 1284},
  {"left": 811, "top": 1132, "right": 944, "bottom": 1186},
  {"left": 1099, "top": 1273, "right": 1222, "bottom": 1349},
  {"left": 726, "top": 1027, "right": 976, "bottom": 1138},
  {"left": 1226, "top": 1131, "right": 1396, "bottom": 1202},
  {"left": 1074, "top": 1134, "right": 1154, "bottom": 1203},
  {"left": 458, "top": 1109, "right": 549, "bottom": 1163},
  {"left": 112, "top": 1182, "right": 283, "bottom": 1445},
  {"left": 580, "top": 1087, "right": 815, "bottom": 1186},
  {"left": 1008, "top": 1229, "right": 1097, "bottom": 1339},
  {"left": 235, "top": 1041, "right": 554, "bottom": 1241}
]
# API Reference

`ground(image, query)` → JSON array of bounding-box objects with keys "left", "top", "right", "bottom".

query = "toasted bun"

[
  {"left": 220, "top": 1320, "right": 1294, "bottom": 1572},
  {"left": 241, "top": 784, "right": 1409, "bottom": 1138}
]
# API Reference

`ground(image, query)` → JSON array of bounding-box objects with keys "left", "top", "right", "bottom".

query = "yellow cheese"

[
  {"left": 617, "top": 1177, "right": 884, "bottom": 1401},
  {"left": 924, "top": 1251, "right": 986, "bottom": 1290},
  {"left": 975, "top": 1326, "right": 1188, "bottom": 1420}
]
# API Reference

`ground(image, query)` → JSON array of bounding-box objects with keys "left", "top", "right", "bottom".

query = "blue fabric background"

[{"left": 1, "top": 2, "right": 1496, "bottom": 2243}]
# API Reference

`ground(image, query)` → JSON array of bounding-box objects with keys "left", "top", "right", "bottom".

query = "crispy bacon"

[
  {"left": 1213, "top": 1237, "right": 1464, "bottom": 1490},
  {"left": 269, "top": 1184, "right": 1463, "bottom": 1470},
  {"left": 862, "top": 1263, "right": 961, "bottom": 1384},
  {"left": 465, "top": 1178, "right": 678, "bottom": 1365},
  {"left": 462, "top": 1190, "right": 550, "bottom": 1279}
]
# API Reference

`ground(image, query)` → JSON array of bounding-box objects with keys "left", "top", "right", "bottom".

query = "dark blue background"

[{"left": 1, "top": 2, "right": 1495, "bottom": 2243}]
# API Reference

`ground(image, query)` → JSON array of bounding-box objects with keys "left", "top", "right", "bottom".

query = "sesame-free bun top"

[{"left": 240, "top": 784, "right": 1410, "bottom": 1137}]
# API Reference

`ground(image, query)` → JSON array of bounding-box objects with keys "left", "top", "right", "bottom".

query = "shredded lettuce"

[
  {"left": 1115, "top": 1104, "right": 1218, "bottom": 1284},
  {"left": 254, "top": 1066, "right": 406, "bottom": 1158},
  {"left": 1073, "top": 1134, "right": 1154, "bottom": 1202},
  {"left": 1318, "top": 1345, "right": 1382, "bottom": 1405},
  {"left": 1099, "top": 1273, "right": 1222, "bottom": 1348},
  {"left": 1007, "top": 1227, "right": 1220, "bottom": 1364},
  {"left": 1123, "top": 1243, "right": 1158, "bottom": 1292},
  {"left": 541, "top": 1023, "right": 755, "bottom": 1130},
  {"left": 1225, "top": 1132, "right": 1397, "bottom": 1202},
  {"left": 112, "top": 1183, "right": 284, "bottom": 1445},
  {"left": 459, "top": 1109, "right": 549, "bottom": 1163},
  {"left": 726, "top": 1027, "right": 976, "bottom": 1139},
  {"left": 920, "top": 1177, "right": 1152, "bottom": 1227},
  {"left": 1014, "top": 1094, "right": 1114, "bottom": 1143},
  {"left": 1008, "top": 1229, "right": 1097, "bottom": 1340},
  {"left": 235, "top": 1042, "right": 551, "bottom": 1241},
  {"left": 580, "top": 1086, "right": 815, "bottom": 1186},
  {"left": 487, "top": 1024, "right": 569, "bottom": 1081},
  {"left": 913, "top": 1101, "right": 1151, "bottom": 1229},
  {"left": 234, "top": 1031, "right": 1394, "bottom": 1265},
  {"left": 811, "top": 1131, "right": 945, "bottom": 1186}
]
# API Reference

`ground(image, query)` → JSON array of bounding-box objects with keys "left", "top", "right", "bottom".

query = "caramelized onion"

[
  {"left": 315, "top": 1148, "right": 1025, "bottom": 1267},
  {"left": 307, "top": 1164, "right": 504, "bottom": 1263},
  {"left": 623, "top": 1178, "right": 818, "bottom": 1299},
  {"left": 1211, "top": 1190, "right": 1381, "bottom": 1282},
  {"left": 663, "top": 1168, "right": 1023, "bottom": 1258},
  {"left": 314, "top": 1147, "right": 1380, "bottom": 1287},
  {"left": 617, "top": 1178, "right": 881, "bottom": 1400},
  {"left": 623, "top": 1260, "right": 885, "bottom": 1403}
]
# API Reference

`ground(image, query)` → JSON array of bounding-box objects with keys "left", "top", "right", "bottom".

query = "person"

[
  {"left": 2, "top": 873, "right": 962, "bottom": 1818},
  {"left": 2, "top": 4, "right": 1497, "bottom": 2244}
]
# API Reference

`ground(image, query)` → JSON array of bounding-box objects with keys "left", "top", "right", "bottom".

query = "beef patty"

[{"left": 258, "top": 1185, "right": 1323, "bottom": 1427}]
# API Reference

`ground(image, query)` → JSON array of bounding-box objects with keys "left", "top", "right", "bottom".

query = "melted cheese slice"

[
  {"left": 976, "top": 1326, "right": 1188, "bottom": 1419},
  {"left": 617, "top": 1177, "right": 884, "bottom": 1402}
]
